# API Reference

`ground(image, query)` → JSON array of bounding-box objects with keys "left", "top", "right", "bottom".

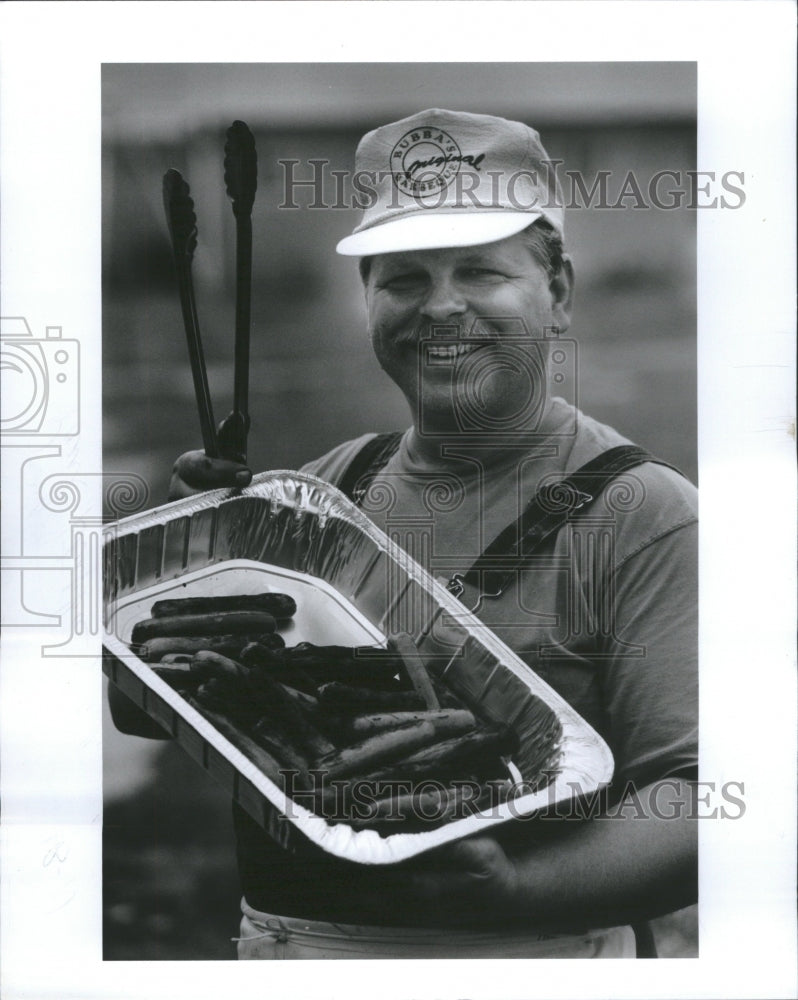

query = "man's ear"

[
  {"left": 358, "top": 256, "right": 373, "bottom": 309},
  {"left": 550, "top": 255, "right": 575, "bottom": 333}
]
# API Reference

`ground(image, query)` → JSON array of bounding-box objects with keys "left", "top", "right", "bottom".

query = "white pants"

[{"left": 236, "top": 898, "right": 636, "bottom": 959}]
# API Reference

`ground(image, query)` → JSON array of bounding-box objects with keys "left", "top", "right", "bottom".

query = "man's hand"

[
  {"left": 405, "top": 836, "right": 521, "bottom": 926},
  {"left": 168, "top": 450, "right": 252, "bottom": 501}
]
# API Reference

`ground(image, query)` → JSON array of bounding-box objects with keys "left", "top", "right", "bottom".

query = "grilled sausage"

[
  {"left": 132, "top": 611, "right": 277, "bottom": 644},
  {"left": 151, "top": 593, "right": 296, "bottom": 619}
]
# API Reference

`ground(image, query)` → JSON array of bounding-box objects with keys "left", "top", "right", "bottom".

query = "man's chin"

[{"left": 406, "top": 376, "right": 549, "bottom": 436}]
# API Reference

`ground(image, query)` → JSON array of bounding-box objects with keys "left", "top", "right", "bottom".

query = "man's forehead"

[{"left": 371, "top": 238, "right": 523, "bottom": 270}]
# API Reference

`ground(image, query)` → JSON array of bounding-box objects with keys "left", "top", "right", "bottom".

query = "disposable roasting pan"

[{"left": 102, "top": 471, "right": 613, "bottom": 865}]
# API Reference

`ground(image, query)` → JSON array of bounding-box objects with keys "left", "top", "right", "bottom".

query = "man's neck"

[{"left": 406, "top": 399, "right": 564, "bottom": 470}]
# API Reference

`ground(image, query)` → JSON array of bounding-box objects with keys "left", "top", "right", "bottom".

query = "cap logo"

[{"left": 390, "top": 126, "right": 485, "bottom": 198}]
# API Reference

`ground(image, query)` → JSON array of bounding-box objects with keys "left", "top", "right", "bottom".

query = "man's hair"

[
  {"left": 358, "top": 219, "right": 565, "bottom": 284},
  {"left": 517, "top": 219, "right": 565, "bottom": 279}
]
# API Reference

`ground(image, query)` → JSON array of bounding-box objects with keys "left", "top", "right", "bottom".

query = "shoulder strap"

[
  {"left": 448, "top": 444, "right": 682, "bottom": 602},
  {"left": 338, "top": 436, "right": 682, "bottom": 602},
  {"left": 337, "top": 431, "right": 404, "bottom": 505}
]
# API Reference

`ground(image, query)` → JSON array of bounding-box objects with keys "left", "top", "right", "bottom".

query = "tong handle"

[
  {"left": 224, "top": 120, "right": 258, "bottom": 217},
  {"left": 222, "top": 121, "right": 258, "bottom": 462},
  {"left": 163, "top": 169, "right": 219, "bottom": 457}
]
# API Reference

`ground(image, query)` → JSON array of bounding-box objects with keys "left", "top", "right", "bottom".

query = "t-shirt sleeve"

[
  {"left": 601, "top": 517, "right": 698, "bottom": 789},
  {"left": 299, "top": 433, "right": 377, "bottom": 488}
]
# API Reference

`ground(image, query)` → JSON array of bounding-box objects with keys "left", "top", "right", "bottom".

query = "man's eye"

[
  {"left": 381, "top": 273, "right": 426, "bottom": 291},
  {"left": 461, "top": 268, "right": 503, "bottom": 282}
]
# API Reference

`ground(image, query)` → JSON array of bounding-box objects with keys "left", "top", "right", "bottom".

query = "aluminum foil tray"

[{"left": 103, "top": 471, "right": 613, "bottom": 865}]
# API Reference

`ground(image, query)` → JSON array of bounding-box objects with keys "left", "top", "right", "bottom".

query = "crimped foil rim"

[{"left": 103, "top": 470, "right": 614, "bottom": 864}]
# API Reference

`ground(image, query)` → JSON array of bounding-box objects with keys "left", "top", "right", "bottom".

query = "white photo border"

[{"left": 1, "top": 2, "right": 795, "bottom": 999}]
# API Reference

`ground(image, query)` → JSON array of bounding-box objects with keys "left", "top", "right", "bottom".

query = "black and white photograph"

[
  {"left": 101, "top": 62, "right": 700, "bottom": 961},
  {"left": 1, "top": 3, "right": 795, "bottom": 999}
]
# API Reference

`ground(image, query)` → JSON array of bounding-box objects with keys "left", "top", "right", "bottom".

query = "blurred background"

[{"left": 102, "top": 63, "right": 697, "bottom": 959}]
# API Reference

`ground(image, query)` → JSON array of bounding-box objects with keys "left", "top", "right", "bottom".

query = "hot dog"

[
  {"left": 138, "top": 633, "right": 278, "bottom": 662},
  {"left": 132, "top": 611, "right": 277, "bottom": 644},
  {"left": 151, "top": 593, "right": 297, "bottom": 619}
]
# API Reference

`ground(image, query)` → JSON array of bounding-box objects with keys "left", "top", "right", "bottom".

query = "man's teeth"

[{"left": 427, "top": 342, "right": 479, "bottom": 359}]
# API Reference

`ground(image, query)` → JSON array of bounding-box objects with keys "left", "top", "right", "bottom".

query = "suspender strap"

[
  {"left": 337, "top": 431, "right": 404, "bottom": 505},
  {"left": 447, "top": 444, "right": 677, "bottom": 601},
  {"left": 339, "top": 434, "right": 681, "bottom": 604}
]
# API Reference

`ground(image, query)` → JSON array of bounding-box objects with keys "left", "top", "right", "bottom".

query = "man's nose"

[{"left": 419, "top": 276, "right": 467, "bottom": 322}]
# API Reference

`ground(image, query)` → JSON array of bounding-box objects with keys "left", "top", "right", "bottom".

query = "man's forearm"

[{"left": 509, "top": 779, "right": 697, "bottom": 930}]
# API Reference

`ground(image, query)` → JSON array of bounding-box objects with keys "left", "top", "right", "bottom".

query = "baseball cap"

[{"left": 336, "top": 108, "right": 564, "bottom": 256}]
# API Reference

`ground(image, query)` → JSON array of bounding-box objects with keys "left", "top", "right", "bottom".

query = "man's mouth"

[{"left": 425, "top": 341, "right": 484, "bottom": 362}]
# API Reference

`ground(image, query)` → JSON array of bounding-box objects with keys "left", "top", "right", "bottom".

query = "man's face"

[{"left": 363, "top": 233, "right": 573, "bottom": 435}]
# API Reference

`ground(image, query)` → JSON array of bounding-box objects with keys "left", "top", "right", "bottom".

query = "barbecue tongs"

[{"left": 162, "top": 120, "right": 257, "bottom": 463}]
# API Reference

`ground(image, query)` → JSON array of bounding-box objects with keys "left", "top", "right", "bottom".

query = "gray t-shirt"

[
  {"left": 232, "top": 400, "right": 697, "bottom": 927},
  {"left": 301, "top": 398, "right": 698, "bottom": 789}
]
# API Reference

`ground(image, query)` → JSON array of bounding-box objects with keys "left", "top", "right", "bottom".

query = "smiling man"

[
  {"left": 120, "top": 109, "right": 698, "bottom": 959},
  {"left": 360, "top": 234, "right": 572, "bottom": 439}
]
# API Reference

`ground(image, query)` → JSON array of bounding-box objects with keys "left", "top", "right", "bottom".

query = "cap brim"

[{"left": 335, "top": 211, "right": 543, "bottom": 256}]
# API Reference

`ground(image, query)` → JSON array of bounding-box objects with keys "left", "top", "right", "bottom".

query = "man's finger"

[
  {"left": 173, "top": 450, "right": 252, "bottom": 490},
  {"left": 414, "top": 836, "right": 505, "bottom": 875},
  {"left": 446, "top": 837, "right": 506, "bottom": 876}
]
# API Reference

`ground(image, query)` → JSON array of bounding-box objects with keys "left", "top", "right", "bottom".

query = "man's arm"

[
  {"left": 405, "top": 778, "right": 696, "bottom": 931},
  {"left": 406, "top": 487, "right": 698, "bottom": 931}
]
